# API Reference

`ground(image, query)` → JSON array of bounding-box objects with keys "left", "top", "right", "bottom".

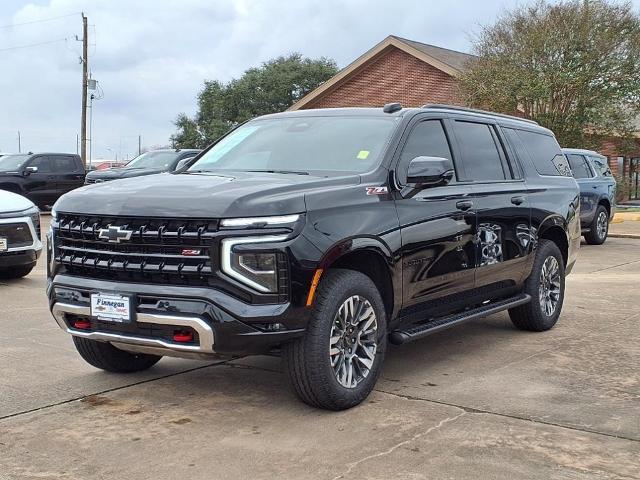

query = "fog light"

[
  {"left": 173, "top": 330, "right": 194, "bottom": 343},
  {"left": 73, "top": 319, "right": 91, "bottom": 330}
]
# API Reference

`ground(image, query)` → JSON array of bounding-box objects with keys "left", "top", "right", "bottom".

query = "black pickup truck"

[
  {"left": 0, "top": 153, "right": 85, "bottom": 209},
  {"left": 47, "top": 104, "right": 580, "bottom": 410}
]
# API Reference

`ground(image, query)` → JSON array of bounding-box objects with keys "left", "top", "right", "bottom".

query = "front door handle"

[
  {"left": 511, "top": 195, "right": 525, "bottom": 205},
  {"left": 456, "top": 200, "right": 474, "bottom": 211}
]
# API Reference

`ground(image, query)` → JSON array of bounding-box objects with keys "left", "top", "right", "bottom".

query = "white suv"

[{"left": 0, "top": 190, "right": 42, "bottom": 278}]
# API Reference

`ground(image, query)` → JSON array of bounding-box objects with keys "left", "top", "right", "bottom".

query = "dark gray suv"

[{"left": 563, "top": 148, "right": 616, "bottom": 245}]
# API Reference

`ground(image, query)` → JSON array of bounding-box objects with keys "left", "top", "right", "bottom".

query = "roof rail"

[{"left": 421, "top": 104, "right": 539, "bottom": 125}]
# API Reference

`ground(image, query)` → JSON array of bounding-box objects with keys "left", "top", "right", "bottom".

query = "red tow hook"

[
  {"left": 73, "top": 319, "right": 91, "bottom": 330},
  {"left": 173, "top": 330, "right": 194, "bottom": 343}
]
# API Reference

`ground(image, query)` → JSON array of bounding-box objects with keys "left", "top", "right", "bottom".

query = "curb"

[{"left": 608, "top": 233, "right": 640, "bottom": 240}]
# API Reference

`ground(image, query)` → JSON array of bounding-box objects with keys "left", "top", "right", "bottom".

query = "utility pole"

[
  {"left": 17, "top": 131, "right": 21, "bottom": 153},
  {"left": 80, "top": 13, "right": 88, "bottom": 167},
  {"left": 138, "top": 135, "right": 141, "bottom": 155}
]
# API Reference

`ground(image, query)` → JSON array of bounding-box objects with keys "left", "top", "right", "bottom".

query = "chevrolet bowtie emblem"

[{"left": 98, "top": 226, "right": 133, "bottom": 243}]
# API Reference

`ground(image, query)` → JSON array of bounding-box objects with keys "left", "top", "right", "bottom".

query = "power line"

[
  {"left": 0, "top": 12, "right": 79, "bottom": 29},
  {"left": 0, "top": 37, "right": 68, "bottom": 53}
]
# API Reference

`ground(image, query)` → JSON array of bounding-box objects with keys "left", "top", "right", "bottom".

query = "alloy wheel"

[
  {"left": 597, "top": 211, "right": 608, "bottom": 240},
  {"left": 539, "top": 256, "right": 561, "bottom": 317},
  {"left": 329, "top": 295, "right": 378, "bottom": 389}
]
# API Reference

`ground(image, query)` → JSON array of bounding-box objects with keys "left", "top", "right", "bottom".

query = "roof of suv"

[
  {"left": 259, "top": 104, "right": 552, "bottom": 134},
  {"left": 562, "top": 148, "right": 606, "bottom": 158}
]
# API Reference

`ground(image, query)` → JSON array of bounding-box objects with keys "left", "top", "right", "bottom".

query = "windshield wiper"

[{"left": 247, "top": 169, "right": 309, "bottom": 175}]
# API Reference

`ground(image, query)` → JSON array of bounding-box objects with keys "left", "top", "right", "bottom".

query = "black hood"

[
  {"left": 86, "top": 167, "right": 164, "bottom": 181},
  {"left": 57, "top": 171, "right": 359, "bottom": 218}
]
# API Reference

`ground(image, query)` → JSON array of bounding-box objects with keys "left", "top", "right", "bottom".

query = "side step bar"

[{"left": 389, "top": 293, "right": 531, "bottom": 345}]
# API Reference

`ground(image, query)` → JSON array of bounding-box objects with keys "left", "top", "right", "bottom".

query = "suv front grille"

[
  {"left": 54, "top": 214, "right": 220, "bottom": 287},
  {"left": 0, "top": 222, "right": 33, "bottom": 248}
]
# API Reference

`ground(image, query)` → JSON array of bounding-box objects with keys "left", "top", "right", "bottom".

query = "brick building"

[{"left": 290, "top": 35, "right": 640, "bottom": 200}]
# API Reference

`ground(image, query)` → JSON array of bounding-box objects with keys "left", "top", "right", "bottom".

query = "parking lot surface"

[{"left": 1, "top": 219, "right": 639, "bottom": 479}]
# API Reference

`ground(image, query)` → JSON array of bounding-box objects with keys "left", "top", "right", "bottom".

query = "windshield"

[
  {"left": 187, "top": 116, "right": 399, "bottom": 175},
  {"left": 125, "top": 151, "right": 182, "bottom": 169},
  {"left": 0, "top": 154, "right": 29, "bottom": 171}
]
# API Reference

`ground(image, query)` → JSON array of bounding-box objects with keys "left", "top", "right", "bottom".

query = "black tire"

[
  {"left": 0, "top": 263, "right": 35, "bottom": 279},
  {"left": 72, "top": 337, "right": 162, "bottom": 373},
  {"left": 584, "top": 205, "right": 609, "bottom": 245},
  {"left": 509, "top": 239, "right": 565, "bottom": 332},
  {"left": 283, "top": 269, "right": 387, "bottom": 410}
]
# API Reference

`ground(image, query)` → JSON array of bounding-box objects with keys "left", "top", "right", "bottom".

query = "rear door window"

[
  {"left": 397, "top": 120, "right": 454, "bottom": 184},
  {"left": 515, "top": 130, "right": 570, "bottom": 176},
  {"left": 454, "top": 121, "right": 506, "bottom": 182},
  {"left": 53, "top": 156, "right": 79, "bottom": 173},
  {"left": 566, "top": 154, "right": 593, "bottom": 179},
  {"left": 589, "top": 156, "right": 612, "bottom": 177}
]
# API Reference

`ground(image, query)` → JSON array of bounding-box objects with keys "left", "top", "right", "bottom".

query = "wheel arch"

[
  {"left": 538, "top": 218, "right": 569, "bottom": 267},
  {"left": 317, "top": 238, "right": 397, "bottom": 320},
  {"left": 0, "top": 182, "right": 22, "bottom": 194},
  {"left": 598, "top": 196, "right": 611, "bottom": 217}
]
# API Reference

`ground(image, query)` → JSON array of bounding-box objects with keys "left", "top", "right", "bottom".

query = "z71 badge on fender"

[{"left": 366, "top": 186, "right": 388, "bottom": 195}]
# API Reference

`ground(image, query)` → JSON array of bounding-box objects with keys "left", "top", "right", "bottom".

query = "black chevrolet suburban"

[
  {"left": 0, "top": 152, "right": 85, "bottom": 209},
  {"left": 47, "top": 104, "right": 580, "bottom": 410}
]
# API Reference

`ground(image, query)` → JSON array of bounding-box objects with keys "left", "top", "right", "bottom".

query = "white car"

[{"left": 0, "top": 189, "right": 42, "bottom": 278}]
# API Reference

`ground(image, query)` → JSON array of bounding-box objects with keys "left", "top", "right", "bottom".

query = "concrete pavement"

[{"left": 1, "top": 226, "right": 639, "bottom": 479}]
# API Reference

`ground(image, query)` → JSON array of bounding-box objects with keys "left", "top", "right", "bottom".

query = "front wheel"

[
  {"left": 283, "top": 269, "right": 387, "bottom": 410},
  {"left": 584, "top": 205, "right": 609, "bottom": 245},
  {"left": 509, "top": 239, "right": 565, "bottom": 332}
]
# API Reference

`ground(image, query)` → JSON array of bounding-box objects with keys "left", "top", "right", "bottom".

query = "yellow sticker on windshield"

[{"left": 357, "top": 150, "right": 370, "bottom": 160}]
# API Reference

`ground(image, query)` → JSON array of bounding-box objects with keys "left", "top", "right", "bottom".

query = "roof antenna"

[{"left": 383, "top": 102, "right": 402, "bottom": 113}]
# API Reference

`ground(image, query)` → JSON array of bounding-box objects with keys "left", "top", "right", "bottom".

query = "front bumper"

[
  {"left": 0, "top": 213, "right": 42, "bottom": 268},
  {"left": 47, "top": 274, "right": 308, "bottom": 358}
]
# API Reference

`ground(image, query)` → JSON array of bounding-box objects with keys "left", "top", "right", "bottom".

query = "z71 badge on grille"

[{"left": 98, "top": 226, "right": 133, "bottom": 243}]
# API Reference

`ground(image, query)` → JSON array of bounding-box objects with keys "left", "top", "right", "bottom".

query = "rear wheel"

[
  {"left": 73, "top": 337, "right": 162, "bottom": 373},
  {"left": 509, "top": 239, "right": 565, "bottom": 332},
  {"left": 584, "top": 205, "right": 609, "bottom": 245},
  {"left": 283, "top": 269, "right": 387, "bottom": 410}
]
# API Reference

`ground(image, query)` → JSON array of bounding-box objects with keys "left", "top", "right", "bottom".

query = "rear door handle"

[
  {"left": 511, "top": 195, "right": 525, "bottom": 205},
  {"left": 456, "top": 200, "right": 474, "bottom": 211}
]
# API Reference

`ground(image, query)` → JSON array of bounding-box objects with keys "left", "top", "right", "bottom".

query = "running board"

[{"left": 389, "top": 293, "right": 531, "bottom": 345}]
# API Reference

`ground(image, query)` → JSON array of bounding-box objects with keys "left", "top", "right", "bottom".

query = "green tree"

[
  {"left": 459, "top": 0, "right": 640, "bottom": 147},
  {"left": 171, "top": 53, "right": 338, "bottom": 148}
]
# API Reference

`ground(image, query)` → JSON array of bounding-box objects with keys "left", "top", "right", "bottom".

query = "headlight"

[
  {"left": 221, "top": 235, "right": 287, "bottom": 293},
  {"left": 28, "top": 207, "right": 41, "bottom": 239},
  {"left": 221, "top": 214, "right": 300, "bottom": 229}
]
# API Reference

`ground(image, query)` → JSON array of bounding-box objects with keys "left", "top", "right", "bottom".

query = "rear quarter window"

[{"left": 510, "top": 129, "right": 571, "bottom": 177}]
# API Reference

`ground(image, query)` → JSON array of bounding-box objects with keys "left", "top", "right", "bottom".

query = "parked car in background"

[
  {"left": 48, "top": 104, "right": 580, "bottom": 410},
  {"left": 0, "top": 190, "right": 41, "bottom": 278},
  {"left": 84, "top": 149, "right": 201, "bottom": 184},
  {"left": 0, "top": 153, "right": 85, "bottom": 209},
  {"left": 563, "top": 148, "right": 616, "bottom": 245},
  {"left": 87, "top": 161, "right": 129, "bottom": 172}
]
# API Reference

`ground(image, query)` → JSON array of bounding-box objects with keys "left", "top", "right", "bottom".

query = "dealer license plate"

[
  {"left": 90, "top": 293, "right": 132, "bottom": 323},
  {"left": 0, "top": 237, "right": 6, "bottom": 252}
]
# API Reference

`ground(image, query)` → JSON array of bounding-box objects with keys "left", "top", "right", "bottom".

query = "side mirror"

[
  {"left": 406, "top": 156, "right": 454, "bottom": 188},
  {"left": 24, "top": 166, "right": 38, "bottom": 176},
  {"left": 175, "top": 158, "right": 192, "bottom": 171}
]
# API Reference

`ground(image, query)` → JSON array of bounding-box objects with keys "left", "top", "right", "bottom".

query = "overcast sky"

[{"left": 1, "top": 0, "right": 638, "bottom": 161}]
